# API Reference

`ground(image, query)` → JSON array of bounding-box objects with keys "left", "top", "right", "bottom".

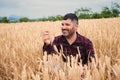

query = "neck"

[{"left": 66, "top": 32, "right": 77, "bottom": 45}]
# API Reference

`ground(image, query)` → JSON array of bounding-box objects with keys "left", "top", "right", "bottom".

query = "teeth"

[
  {"left": 63, "top": 31, "right": 68, "bottom": 32},
  {"left": 63, "top": 30, "right": 68, "bottom": 31}
]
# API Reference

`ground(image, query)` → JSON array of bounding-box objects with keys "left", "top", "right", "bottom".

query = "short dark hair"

[{"left": 63, "top": 13, "right": 78, "bottom": 24}]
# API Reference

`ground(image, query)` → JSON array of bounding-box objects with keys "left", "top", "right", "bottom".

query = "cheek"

[
  {"left": 70, "top": 26, "right": 75, "bottom": 30},
  {"left": 70, "top": 27, "right": 77, "bottom": 32},
  {"left": 73, "top": 26, "right": 77, "bottom": 30},
  {"left": 67, "top": 25, "right": 73, "bottom": 29},
  {"left": 75, "top": 27, "right": 77, "bottom": 31},
  {"left": 61, "top": 26, "right": 70, "bottom": 30}
]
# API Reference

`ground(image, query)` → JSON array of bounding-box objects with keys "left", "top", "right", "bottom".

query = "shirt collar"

[{"left": 74, "top": 32, "right": 82, "bottom": 44}]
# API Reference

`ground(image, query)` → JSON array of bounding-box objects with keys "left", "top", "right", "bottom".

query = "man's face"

[{"left": 61, "top": 19, "right": 78, "bottom": 38}]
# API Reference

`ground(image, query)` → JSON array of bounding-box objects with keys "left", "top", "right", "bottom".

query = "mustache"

[{"left": 62, "top": 29, "right": 69, "bottom": 31}]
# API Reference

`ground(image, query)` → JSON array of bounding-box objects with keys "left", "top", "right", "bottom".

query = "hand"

[{"left": 43, "top": 31, "right": 51, "bottom": 45}]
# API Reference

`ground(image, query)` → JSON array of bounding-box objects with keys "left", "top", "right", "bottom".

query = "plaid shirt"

[{"left": 43, "top": 32, "right": 95, "bottom": 65}]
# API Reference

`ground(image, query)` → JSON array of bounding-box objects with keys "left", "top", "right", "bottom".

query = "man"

[{"left": 43, "top": 13, "right": 95, "bottom": 65}]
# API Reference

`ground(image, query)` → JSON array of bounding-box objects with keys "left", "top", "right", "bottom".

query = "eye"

[
  {"left": 61, "top": 23, "right": 64, "bottom": 26},
  {"left": 65, "top": 23, "right": 70, "bottom": 26}
]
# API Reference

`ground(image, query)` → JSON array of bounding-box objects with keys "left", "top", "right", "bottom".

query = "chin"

[{"left": 63, "top": 34, "right": 69, "bottom": 37}]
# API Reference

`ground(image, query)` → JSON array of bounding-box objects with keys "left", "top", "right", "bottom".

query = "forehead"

[{"left": 62, "top": 19, "right": 72, "bottom": 23}]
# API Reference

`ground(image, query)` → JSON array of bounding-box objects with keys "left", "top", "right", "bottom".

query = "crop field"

[{"left": 0, "top": 18, "right": 120, "bottom": 80}]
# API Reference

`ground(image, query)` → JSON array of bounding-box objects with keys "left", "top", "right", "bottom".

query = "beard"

[{"left": 62, "top": 29, "right": 75, "bottom": 38}]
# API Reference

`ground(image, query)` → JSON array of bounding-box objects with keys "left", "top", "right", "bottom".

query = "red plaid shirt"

[{"left": 43, "top": 32, "right": 95, "bottom": 65}]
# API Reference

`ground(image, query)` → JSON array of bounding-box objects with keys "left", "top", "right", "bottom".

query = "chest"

[{"left": 59, "top": 42, "right": 85, "bottom": 56}]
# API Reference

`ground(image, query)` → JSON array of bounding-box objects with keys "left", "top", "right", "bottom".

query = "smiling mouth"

[
  {"left": 62, "top": 29, "right": 69, "bottom": 31},
  {"left": 62, "top": 30, "right": 68, "bottom": 33}
]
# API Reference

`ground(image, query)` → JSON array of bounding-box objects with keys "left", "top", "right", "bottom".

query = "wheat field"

[{"left": 0, "top": 18, "right": 120, "bottom": 80}]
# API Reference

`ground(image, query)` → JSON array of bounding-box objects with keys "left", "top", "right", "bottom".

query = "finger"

[
  {"left": 43, "top": 36, "right": 50, "bottom": 40},
  {"left": 43, "top": 31, "right": 49, "bottom": 36}
]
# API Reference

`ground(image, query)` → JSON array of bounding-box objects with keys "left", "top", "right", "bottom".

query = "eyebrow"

[{"left": 61, "top": 23, "right": 71, "bottom": 26}]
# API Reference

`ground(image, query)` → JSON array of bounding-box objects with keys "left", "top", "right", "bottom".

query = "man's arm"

[
  {"left": 82, "top": 39, "right": 95, "bottom": 65},
  {"left": 43, "top": 42, "right": 55, "bottom": 54},
  {"left": 43, "top": 31, "right": 59, "bottom": 54}
]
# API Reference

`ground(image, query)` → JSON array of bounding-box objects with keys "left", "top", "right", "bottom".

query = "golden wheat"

[{"left": 0, "top": 18, "right": 120, "bottom": 80}]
